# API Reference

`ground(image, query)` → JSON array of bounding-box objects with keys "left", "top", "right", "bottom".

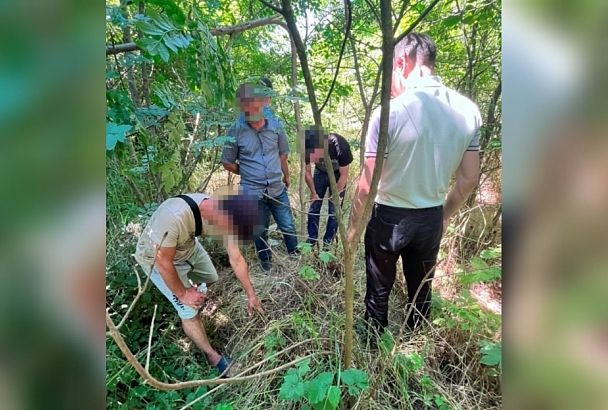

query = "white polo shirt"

[{"left": 365, "top": 75, "right": 482, "bottom": 209}]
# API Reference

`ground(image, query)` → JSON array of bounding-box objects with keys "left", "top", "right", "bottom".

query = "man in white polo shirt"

[{"left": 348, "top": 32, "right": 481, "bottom": 332}]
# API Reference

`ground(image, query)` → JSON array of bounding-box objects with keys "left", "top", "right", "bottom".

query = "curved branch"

[
  {"left": 258, "top": 0, "right": 283, "bottom": 15},
  {"left": 106, "top": 14, "right": 283, "bottom": 55},
  {"left": 393, "top": 0, "right": 442, "bottom": 45},
  {"left": 318, "top": 0, "right": 352, "bottom": 114},
  {"left": 107, "top": 310, "right": 329, "bottom": 390}
]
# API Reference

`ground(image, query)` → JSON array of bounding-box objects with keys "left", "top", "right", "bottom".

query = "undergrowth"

[{"left": 106, "top": 210, "right": 502, "bottom": 409}]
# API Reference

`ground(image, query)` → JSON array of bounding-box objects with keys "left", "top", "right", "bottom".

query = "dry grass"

[{"left": 168, "top": 234, "right": 504, "bottom": 409}]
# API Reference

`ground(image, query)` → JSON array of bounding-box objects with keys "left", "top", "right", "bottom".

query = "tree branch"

[
  {"left": 106, "top": 15, "right": 283, "bottom": 55},
  {"left": 107, "top": 310, "right": 329, "bottom": 390},
  {"left": 318, "top": 0, "right": 352, "bottom": 114},
  {"left": 394, "top": 0, "right": 442, "bottom": 45},
  {"left": 258, "top": 0, "right": 283, "bottom": 14}
]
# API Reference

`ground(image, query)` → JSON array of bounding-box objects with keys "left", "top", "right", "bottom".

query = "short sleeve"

[
  {"left": 364, "top": 109, "right": 380, "bottom": 157},
  {"left": 148, "top": 209, "right": 179, "bottom": 248},
  {"left": 221, "top": 123, "right": 239, "bottom": 164},
  {"left": 337, "top": 136, "right": 354, "bottom": 167},
  {"left": 278, "top": 128, "right": 289, "bottom": 156},
  {"left": 467, "top": 111, "right": 483, "bottom": 151}
]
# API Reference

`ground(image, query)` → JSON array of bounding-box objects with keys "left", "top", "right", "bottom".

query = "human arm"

[
  {"left": 305, "top": 163, "right": 319, "bottom": 200},
  {"left": 155, "top": 246, "right": 205, "bottom": 308},
  {"left": 280, "top": 154, "right": 290, "bottom": 188},
  {"left": 221, "top": 125, "right": 239, "bottom": 174},
  {"left": 442, "top": 151, "right": 480, "bottom": 233},
  {"left": 224, "top": 237, "right": 264, "bottom": 315},
  {"left": 337, "top": 165, "right": 349, "bottom": 192},
  {"left": 347, "top": 157, "right": 376, "bottom": 243}
]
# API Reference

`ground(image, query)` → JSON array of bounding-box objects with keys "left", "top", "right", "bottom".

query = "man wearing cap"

[
  {"left": 134, "top": 192, "right": 264, "bottom": 377},
  {"left": 222, "top": 78, "right": 298, "bottom": 271},
  {"left": 304, "top": 129, "right": 353, "bottom": 247}
]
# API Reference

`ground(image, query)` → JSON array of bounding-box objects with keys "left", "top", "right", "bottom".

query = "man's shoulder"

[
  {"left": 442, "top": 85, "right": 481, "bottom": 116},
  {"left": 331, "top": 133, "right": 351, "bottom": 148}
]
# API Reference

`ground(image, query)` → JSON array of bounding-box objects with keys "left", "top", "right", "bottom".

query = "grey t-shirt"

[
  {"left": 221, "top": 115, "right": 289, "bottom": 198},
  {"left": 365, "top": 76, "right": 482, "bottom": 208}
]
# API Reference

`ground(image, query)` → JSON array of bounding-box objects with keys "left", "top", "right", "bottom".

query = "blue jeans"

[
  {"left": 255, "top": 188, "right": 298, "bottom": 262},
  {"left": 307, "top": 169, "right": 345, "bottom": 245}
]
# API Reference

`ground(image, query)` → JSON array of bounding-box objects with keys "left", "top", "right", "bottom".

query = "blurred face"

[
  {"left": 201, "top": 200, "right": 235, "bottom": 237},
  {"left": 239, "top": 96, "right": 269, "bottom": 122},
  {"left": 309, "top": 147, "right": 325, "bottom": 163}
]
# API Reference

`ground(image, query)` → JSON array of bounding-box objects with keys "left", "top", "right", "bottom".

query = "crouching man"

[{"left": 134, "top": 192, "right": 264, "bottom": 377}]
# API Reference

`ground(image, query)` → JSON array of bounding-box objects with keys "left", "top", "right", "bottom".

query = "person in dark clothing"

[{"left": 304, "top": 129, "right": 353, "bottom": 247}]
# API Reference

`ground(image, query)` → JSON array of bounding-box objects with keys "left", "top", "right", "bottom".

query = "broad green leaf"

[
  {"left": 319, "top": 251, "right": 335, "bottom": 263},
  {"left": 470, "top": 256, "right": 489, "bottom": 271},
  {"left": 299, "top": 266, "right": 320, "bottom": 281},
  {"left": 405, "top": 352, "right": 423, "bottom": 372},
  {"left": 279, "top": 370, "right": 305, "bottom": 401},
  {"left": 297, "top": 242, "right": 313, "bottom": 254},
  {"left": 305, "top": 372, "right": 334, "bottom": 404},
  {"left": 106, "top": 123, "right": 132, "bottom": 150},
  {"left": 479, "top": 340, "right": 502, "bottom": 366},
  {"left": 443, "top": 14, "right": 462, "bottom": 28},
  {"left": 297, "top": 358, "right": 311, "bottom": 376},
  {"left": 158, "top": 43, "right": 170, "bottom": 62},
  {"left": 326, "top": 386, "right": 341, "bottom": 409},
  {"left": 340, "top": 369, "right": 369, "bottom": 396},
  {"left": 480, "top": 246, "right": 501, "bottom": 260}
]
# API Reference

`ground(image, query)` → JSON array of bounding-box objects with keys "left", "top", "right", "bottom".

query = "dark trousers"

[
  {"left": 307, "top": 169, "right": 344, "bottom": 245},
  {"left": 364, "top": 203, "right": 443, "bottom": 331}
]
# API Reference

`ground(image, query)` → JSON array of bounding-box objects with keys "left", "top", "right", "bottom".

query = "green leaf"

[
  {"left": 379, "top": 331, "right": 395, "bottom": 355},
  {"left": 340, "top": 369, "right": 369, "bottom": 396},
  {"left": 443, "top": 14, "right": 462, "bottom": 28},
  {"left": 215, "top": 403, "right": 234, "bottom": 410},
  {"left": 158, "top": 42, "right": 170, "bottom": 62},
  {"left": 479, "top": 340, "right": 502, "bottom": 366},
  {"left": 470, "top": 256, "right": 489, "bottom": 271},
  {"left": 305, "top": 372, "right": 334, "bottom": 404},
  {"left": 279, "top": 370, "right": 305, "bottom": 401},
  {"left": 297, "top": 242, "right": 313, "bottom": 254},
  {"left": 326, "top": 386, "right": 341, "bottom": 409},
  {"left": 299, "top": 266, "right": 320, "bottom": 281},
  {"left": 297, "top": 358, "right": 311, "bottom": 376},
  {"left": 319, "top": 251, "right": 335, "bottom": 264},
  {"left": 480, "top": 246, "right": 501, "bottom": 260},
  {"left": 106, "top": 123, "right": 132, "bottom": 150},
  {"left": 405, "top": 352, "right": 423, "bottom": 372},
  {"left": 136, "top": 20, "right": 165, "bottom": 36}
]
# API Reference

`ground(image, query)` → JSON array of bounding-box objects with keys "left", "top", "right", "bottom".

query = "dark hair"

[
  {"left": 259, "top": 76, "right": 273, "bottom": 89},
  {"left": 304, "top": 127, "right": 325, "bottom": 151},
  {"left": 394, "top": 32, "right": 436, "bottom": 68},
  {"left": 217, "top": 194, "right": 262, "bottom": 241}
]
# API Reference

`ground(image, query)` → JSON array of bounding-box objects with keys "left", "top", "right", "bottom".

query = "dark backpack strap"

[{"left": 174, "top": 195, "right": 202, "bottom": 237}]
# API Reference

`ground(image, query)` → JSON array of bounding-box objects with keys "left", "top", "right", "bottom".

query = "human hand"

[
  {"left": 283, "top": 176, "right": 290, "bottom": 188},
  {"left": 179, "top": 287, "right": 206, "bottom": 309},
  {"left": 310, "top": 191, "right": 320, "bottom": 202},
  {"left": 246, "top": 294, "right": 264, "bottom": 316}
]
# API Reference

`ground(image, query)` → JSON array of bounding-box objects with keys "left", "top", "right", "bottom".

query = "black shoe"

[{"left": 260, "top": 259, "right": 272, "bottom": 272}]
